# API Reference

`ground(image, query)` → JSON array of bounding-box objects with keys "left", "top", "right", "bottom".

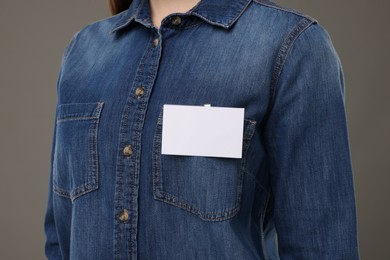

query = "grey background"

[{"left": 0, "top": 0, "right": 388, "bottom": 259}]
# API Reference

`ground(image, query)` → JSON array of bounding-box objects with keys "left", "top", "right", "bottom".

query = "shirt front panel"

[
  {"left": 46, "top": 0, "right": 359, "bottom": 259},
  {"left": 53, "top": 0, "right": 305, "bottom": 258}
]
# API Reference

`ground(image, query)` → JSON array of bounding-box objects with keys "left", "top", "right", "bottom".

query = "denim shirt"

[{"left": 44, "top": 0, "right": 360, "bottom": 259}]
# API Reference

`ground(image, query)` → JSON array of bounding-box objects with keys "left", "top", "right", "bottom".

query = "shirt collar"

[{"left": 111, "top": 0, "right": 252, "bottom": 33}]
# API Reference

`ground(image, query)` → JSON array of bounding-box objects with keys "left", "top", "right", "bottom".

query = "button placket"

[{"left": 114, "top": 21, "right": 164, "bottom": 259}]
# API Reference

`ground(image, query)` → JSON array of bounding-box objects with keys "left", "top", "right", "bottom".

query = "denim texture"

[{"left": 44, "top": 0, "right": 360, "bottom": 259}]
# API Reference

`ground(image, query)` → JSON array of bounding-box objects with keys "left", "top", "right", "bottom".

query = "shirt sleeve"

[
  {"left": 43, "top": 102, "right": 63, "bottom": 259},
  {"left": 263, "top": 23, "right": 360, "bottom": 259}
]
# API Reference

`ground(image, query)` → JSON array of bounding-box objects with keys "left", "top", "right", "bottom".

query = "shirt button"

[
  {"left": 123, "top": 145, "right": 133, "bottom": 156},
  {"left": 135, "top": 86, "right": 145, "bottom": 98},
  {"left": 153, "top": 38, "right": 159, "bottom": 47},
  {"left": 171, "top": 16, "right": 181, "bottom": 25},
  {"left": 119, "top": 209, "right": 129, "bottom": 223}
]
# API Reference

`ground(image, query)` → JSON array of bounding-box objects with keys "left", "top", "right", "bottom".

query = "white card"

[{"left": 161, "top": 104, "right": 245, "bottom": 158}]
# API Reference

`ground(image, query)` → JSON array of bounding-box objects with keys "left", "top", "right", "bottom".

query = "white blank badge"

[{"left": 161, "top": 104, "right": 245, "bottom": 158}]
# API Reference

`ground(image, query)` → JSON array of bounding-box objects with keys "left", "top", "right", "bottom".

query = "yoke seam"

[{"left": 260, "top": 17, "right": 316, "bottom": 129}]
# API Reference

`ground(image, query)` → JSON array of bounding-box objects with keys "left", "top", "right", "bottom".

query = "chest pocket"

[
  {"left": 152, "top": 107, "right": 257, "bottom": 221},
  {"left": 53, "top": 101, "right": 104, "bottom": 202}
]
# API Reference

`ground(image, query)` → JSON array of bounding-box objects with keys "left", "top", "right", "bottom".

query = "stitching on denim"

[
  {"left": 238, "top": 119, "right": 257, "bottom": 210},
  {"left": 114, "top": 101, "right": 131, "bottom": 259},
  {"left": 71, "top": 185, "right": 99, "bottom": 202},
  {"left": 191, "top": 0, "right": 252, "bottom": 29},
  {"left": 116, "top": 101, "right": 133, "bottom": 258},
  {"left": 126, "top": 58, "right": 153, "bottom": 259},
  {"left": 227, "top": 0, "right": 253, "bottom": 28},
  {"left": 152, "top": 108, "right": 165, "bottom": 201},
  {"left": 128, "top": 100, "right": 150, "bottom": 257},
  {"left": 113, "top": 33, "right": 152, "bottom": 258},
  {"left": 190, "top": 13, "right": 230, "bottom": 29},
  {"left": 261, "top": 18, "right": 315, "bottom": 129},
  {"left": 237, "top": 120, "right": 261, "bottom": 210},
  {"left": 52, "top": 102, "right": 104, "bottom": 202},
  {"left": 110, "top": 10, "right": 131, "bottom": 34},
  {"left": 244, "top": 119, "right": 257, "bottom": 140},
  {"left": 57, "top": 102, "right": 104, "bottom": 121},
  {"left": 155, "top": 191, "right": 241, "bottom": 221},
  {"left": 52, "top": 185, "right": 70, "bottom": 198},
  {"left": 128, "top": 40, "right": 159, "bottom": 255},
  {"left": 110, "top": 16, "right": 135, "bottom": 34},
  {"left": 110, "top": 0, "right": 145, "bottom": 33},
  {"left": 234, "top": 171, "right": 245, "bottom": 219},
  {"left": 146, "top": 34, "right": 159, "bottom": 95},
  {"left": 53, "top": 183, "right": 99, "bottom": 202},
  {"left": 152, "top": 108, "right": 258, "bottom": 221},
  {"left": 240, "top": 120, "right": 267, "bottom": 191},
  {"left": 89, "top": 102, "right": 103, "bottom": 197},
  {"left": 57, "top": 116, "right": 98, "bottom": 122}
]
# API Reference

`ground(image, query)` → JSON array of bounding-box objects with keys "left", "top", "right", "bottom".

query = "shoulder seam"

[
  {"left": 260, "top": 17, "right": 316, "bottom": 129},
  {"left": 271, "top": 18, "right": 316, "bottom": 97}
]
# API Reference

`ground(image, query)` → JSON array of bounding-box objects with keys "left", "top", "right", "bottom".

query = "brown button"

[
  {"left": 171, "top": 16, "right": 181, "bottom": 26},
  {"left": 135, "top": 86, "right": 145, "bottom": 98},
  {"left": 153, "top": 38, "right": 159, "bottom": 47},
  {"left": 123, "top": 145, "right": 133, "bottom": 156},
  {"left": 119, "top": 209, "right": 129, "bottom": 223}
]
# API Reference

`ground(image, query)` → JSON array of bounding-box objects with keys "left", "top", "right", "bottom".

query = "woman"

[{"left": 44, "top": 0, "right": 360, "bottom": 259}]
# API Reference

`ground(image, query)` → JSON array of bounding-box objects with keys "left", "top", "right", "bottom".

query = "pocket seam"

[
  {"left": 57, "top": 116, "right": 100, "bottom": 123},
  {"left": 53, "top": 101, "right": 104, "bottom": 202},
  {"left": 152, "top": 108, "right": 257, "bottom": 221},
  {"left": 57, "top": 102, "right": 104, "bottom": 121}
]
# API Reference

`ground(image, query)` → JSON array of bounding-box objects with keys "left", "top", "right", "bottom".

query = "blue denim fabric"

[{"left": 44, "top": 0, "right": 360, "bottom": 259}]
